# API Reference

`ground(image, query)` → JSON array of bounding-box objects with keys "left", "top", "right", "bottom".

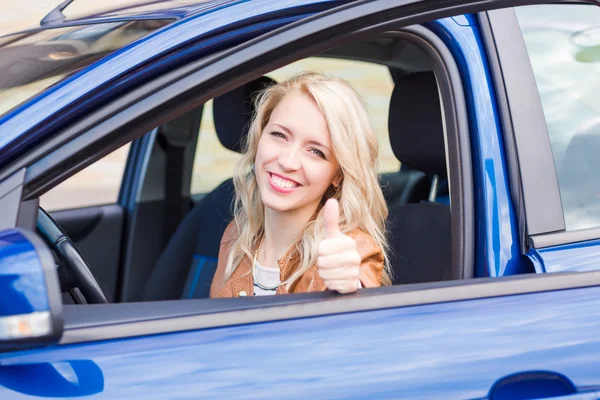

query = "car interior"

[{"left": 47, "top": 34, "right": 454, "bottom": 304}]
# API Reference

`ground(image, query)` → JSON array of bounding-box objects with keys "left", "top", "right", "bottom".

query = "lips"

[{"left": 268, "top": 172, "right": 301, "bottom": 193}]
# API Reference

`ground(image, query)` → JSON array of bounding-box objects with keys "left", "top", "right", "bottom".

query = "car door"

[
  {"left": 2, "top": 0, "right": 600, "bottom": 399},
  {"left": 479, "top": 4, "right": 600, "bottom": 277},
  {"left": 3, "top": 276, "right": 600, "bottom": 399}
]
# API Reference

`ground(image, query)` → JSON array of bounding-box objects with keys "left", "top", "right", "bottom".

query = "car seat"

[
  {"left": 386, "top": 72, "right": 452, "bottom": 284},
  {"left": 141, "top": 76, "right": 276, "bottom": 300}
]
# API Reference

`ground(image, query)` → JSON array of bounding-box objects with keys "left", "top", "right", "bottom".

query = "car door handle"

[{"left": 488, "top": 371, "right": 599, "bottom": 400}]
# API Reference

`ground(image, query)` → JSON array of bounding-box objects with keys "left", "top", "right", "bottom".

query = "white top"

[{"left": 253, "top": 260, "right": 281, "bottom": 296}]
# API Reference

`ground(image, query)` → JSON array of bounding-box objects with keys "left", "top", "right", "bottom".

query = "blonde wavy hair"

[{"left": 225, "top": 72, "right": 391, "bottom": 288}]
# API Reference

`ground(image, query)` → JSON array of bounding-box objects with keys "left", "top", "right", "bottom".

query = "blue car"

[{"left": 1, "top": 0, "right": 600, "bottom": 398}]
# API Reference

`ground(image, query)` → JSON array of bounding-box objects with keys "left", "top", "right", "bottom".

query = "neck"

[{"left": 259, "top": 204, "right": 318, "bottom": 268}]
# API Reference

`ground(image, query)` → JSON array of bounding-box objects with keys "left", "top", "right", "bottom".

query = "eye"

[
  {"left": 309, "top": 148, "right": 327, "bottom": 159},
  {"left": 270, "top": 131, "right": 287, "bottom": 140}
]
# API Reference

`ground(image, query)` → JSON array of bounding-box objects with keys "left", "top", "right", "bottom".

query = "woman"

[{"left": 210, "top": 72, "right": 391, "bottom": 298}]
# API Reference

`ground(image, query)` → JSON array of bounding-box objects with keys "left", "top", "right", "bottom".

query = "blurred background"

[{"left": 0, "top": 1, "right": 133, "bottom": 35}]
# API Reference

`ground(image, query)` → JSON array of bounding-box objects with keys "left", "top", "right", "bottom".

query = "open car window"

[{"left": 190, "top": 58, "right": 396, "bottom": 196}]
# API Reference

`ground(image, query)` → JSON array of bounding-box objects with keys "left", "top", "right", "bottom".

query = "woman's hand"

[{"left": 317, "top": 199, "right": 361, "bottom": 293}]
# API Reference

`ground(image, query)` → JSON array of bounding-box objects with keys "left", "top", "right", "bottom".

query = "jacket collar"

[{"left": 234, "top": 206, "right": 322, "bottom": 296}]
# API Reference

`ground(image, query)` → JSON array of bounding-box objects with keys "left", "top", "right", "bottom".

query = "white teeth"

[{"left": 272, "top": 175, "right": 298, "bottom": 189}]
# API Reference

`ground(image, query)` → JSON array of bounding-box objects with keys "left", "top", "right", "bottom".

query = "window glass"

[
  {"left": 516, "top": 4, "right": 600, "bottom": 230},
  {"left": 191, "top": 57, "right": 396, "bottom": 194},
  {"left": 0, "top": 20, "right": 172, "bottom": 117},
  {"left": 40, "top": 144, "right": 130, "bottom": 211}
]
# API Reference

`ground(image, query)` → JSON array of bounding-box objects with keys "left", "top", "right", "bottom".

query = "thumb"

[{"left": 323, "top": 198, "right": 341, "bottom": 239}]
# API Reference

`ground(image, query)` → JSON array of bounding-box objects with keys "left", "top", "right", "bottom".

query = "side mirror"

[{"left": 0, "top": 228, "right": 63, "bottom": 350}]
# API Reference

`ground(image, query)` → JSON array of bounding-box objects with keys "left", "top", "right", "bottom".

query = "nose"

[{"left": 278, "top": 145, "right": 301, "bottom": 171}]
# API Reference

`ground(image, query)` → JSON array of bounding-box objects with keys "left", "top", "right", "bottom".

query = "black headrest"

[
  {"left": 213, "top": 76, "right": 277, "bottom": 153},
  {"left": 389, "top": 72, "right": 446, "bottom": 177}
]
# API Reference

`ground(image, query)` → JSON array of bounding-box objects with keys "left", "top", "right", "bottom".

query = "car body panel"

[
  {"left": 429, "top": 16, "right": 524, "bottom": 278},
  {"left": 3, "top": 285, "right": 600, "bottom": 398},
  {"left": 529, "top": 239, "right": 600, "bottom": 274},
  {"left": 66, "top": 0, "right": 238, "bottom": 23},
  {"left": 4, "top": 0, "right": 236, "bottom": 35}
]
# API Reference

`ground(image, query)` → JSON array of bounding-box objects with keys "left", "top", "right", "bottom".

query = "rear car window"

[
  {"left": 0, "top": 20, "right": 172, "bottom": 118},
  {"left": 516, "top": 4, "right": 600, "bottom": 231}
]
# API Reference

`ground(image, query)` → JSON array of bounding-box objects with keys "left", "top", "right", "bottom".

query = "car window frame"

[
  {"left": 480, "top": 4, "right": 600, "bottom": 250},
  {"left": 1, "top": 0, "right": 599, "bottom": 343},
  {"left": 60, "top": 271, "right": 600, "bottom": 344},
  {"left": 17, "top": 4, "right": 477, "bottom": 282},
  {"left": 478, "top": 9, "right": 562, "bottom": 251},
  {"left": 117, "top": 22, "right": 474, "bottom": 303}
]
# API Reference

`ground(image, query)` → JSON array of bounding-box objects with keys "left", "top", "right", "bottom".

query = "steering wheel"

[{"left": 36, "top": 207, "right": 108, "bottom": 304}]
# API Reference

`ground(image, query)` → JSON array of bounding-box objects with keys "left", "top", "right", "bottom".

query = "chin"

[{"left": 261, "top": 194, "right": 297, "bottom": 213}]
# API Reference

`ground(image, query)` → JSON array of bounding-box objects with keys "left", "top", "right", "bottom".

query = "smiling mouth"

[{"left": 269, "top": 173, "right": 301, "bottom": 189}]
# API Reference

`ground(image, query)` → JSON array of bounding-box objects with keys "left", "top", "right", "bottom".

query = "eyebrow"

[{"left": 268, "top": 123, "right": 331, "bottom": 151}]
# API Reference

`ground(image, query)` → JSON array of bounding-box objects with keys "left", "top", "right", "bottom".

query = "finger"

[
  {"left": 317, "top": 236, "right": 356, "bottom": 256},
  {"left": 324, "top": 279, "right": 360, "bottom": 294},
  {"left": 318, "top": 265, "right": 360, "bottom": 281},
  {"left": 323, "top": 198, "right": 341, "bottom": 239},
  {"left": 317, "top": 253, "right": 361, "bottom": 270}
]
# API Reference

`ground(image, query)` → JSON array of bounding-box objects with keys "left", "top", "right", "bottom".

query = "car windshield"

[{"left": 0, "top": 19, "right": 173, "bottom": 118}]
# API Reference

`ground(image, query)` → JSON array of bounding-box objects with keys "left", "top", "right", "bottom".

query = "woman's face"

[{"left": 255, "top": 91, "right": 341, "bottom": 216}]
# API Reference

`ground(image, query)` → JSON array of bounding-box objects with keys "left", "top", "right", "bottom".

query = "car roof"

[
  {"left": 66, "top": 0, "right": 237, "bottom": 22},
  {"left": 1, "top": 0, "right": 240, "bottom": 36}
]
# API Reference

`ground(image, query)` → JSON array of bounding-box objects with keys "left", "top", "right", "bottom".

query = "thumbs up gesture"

[{"left": 317, "top": 199, "right": 361, "bottom": 294}]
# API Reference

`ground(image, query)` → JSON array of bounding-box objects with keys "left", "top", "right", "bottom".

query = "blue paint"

[
  {"left": 536, "top": 239, "right": 600, "bottom": 274},
  {"left": 430, "top": 17, "right": 524, "bottom": 278},
  {"left": 525, "top": 247, "right": 547, "bottom": 274},
  {"left": 3, "top": 285, "right": 600, "bottom": 398},
  {"left": 0, "top": 360, "right": 104, "bottom": 398},
  {"left": 0, "top": 230, "right": 49, "bottom": 316}
]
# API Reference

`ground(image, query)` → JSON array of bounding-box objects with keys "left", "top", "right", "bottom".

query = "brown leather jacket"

[{"left": 210, "top": 222, "right": 384, "bottom": 298}]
